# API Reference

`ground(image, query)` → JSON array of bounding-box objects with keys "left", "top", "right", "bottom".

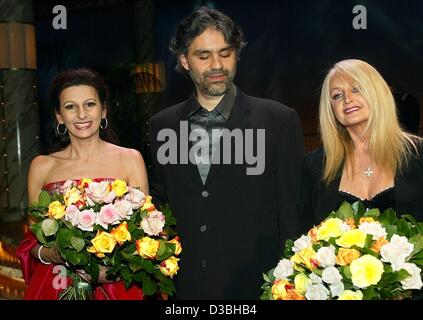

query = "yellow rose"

[
  {"left": 271, "top": 279, "right": 290, "bottom": 300},
  {"left": 291, "top": 247, "right": 318, "bottom": 270},
  {"left": 136, "top": 236, "right": 160, "bottom": 259},
  {"left": 338, "top": 290, "right": 363, "bottom": 300},
  {"left": 64, "top": 187, "right": 82, "bottom": 206},
  {"left": 87, "top": 231, "right": 117, "bottom": 258},
  {"left": 141, "top": 195, "right": 156, "bottom": 212},
  {"left": 294, "top": 273, "right": 311, "bottom": 295},
  {"left": 47, "top": 200, "right": 66, "bottom": 220},
  {"left": 336, "top": 229, "right": 367, "bottom": 248},
  {"left": 317, "top": 218, "right": 344, "bottom": 241},
  {"left": 168, "top": 237, "right": 182, "bottom": 256},
  {"left": 371, "top": 238, "right": 389, "bottom": 254},
  {"left": 350, "top": 255, "right": 384, "bottom": 288},
  {"left": 336, "top": 248, "right": 361, "bottom": 266},
  {"left": 111, "top": 221, "right": 131, "bottom": 245},
  {"left": 112, "top": 179, "right": 128, "bottom": 197},
  {"left": 159, "top": 256, "right": 180, "bottom": 278}
]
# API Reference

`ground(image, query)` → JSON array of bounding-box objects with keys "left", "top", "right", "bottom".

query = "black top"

[
  {"left": 338, "top": 186, "right": 395, "bottom": 212},
  {"left": 299, "top": 142, "right": 423, "bottom": 235}
]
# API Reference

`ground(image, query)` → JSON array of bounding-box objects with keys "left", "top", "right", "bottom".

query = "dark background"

[{"left": 33, "top": 0, "right": 423, "bottom": 154}]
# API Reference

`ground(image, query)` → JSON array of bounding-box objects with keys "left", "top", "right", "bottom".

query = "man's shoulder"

[{"left": 150, "top": 99, "right": 188, "bottom": 126}]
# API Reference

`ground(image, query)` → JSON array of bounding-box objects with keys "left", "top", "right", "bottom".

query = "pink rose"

[
  {"left": 85, "top": 181, "right": 111, "bottom": 204},
  {"left": 124, "top": 187, "right": 146, "bottom": 210},
  {"left": 114, "top": 199, "right": 134, "bottom": 220},
  {"left": 65, "top": 205, "right": 80, "bottom": 226},
  {"left": 77, "top": 209, "right": 96, "bottom": 231},
  {"left": 141, "top": 210, "right": 165, "bottom": 236},
  {"left": 97, "top": 204, "right": 120, "bottom": 229}
]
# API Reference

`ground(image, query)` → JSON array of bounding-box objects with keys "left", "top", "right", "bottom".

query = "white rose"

[
  {"left": 358, "top": 222, "right": 387, "bottom": 240},
  {"left": 65, "top": 205, "right": 80, "bottom": 226},
  {"left": 97, "top": 204, "right": 120, "bottom": 229},
  {"left": 273, "top": 259, "right": 294, "bottom": 280},
  {"left": 381, "top": 234, "right": 414, "bottom": 271},
  {"left": 400, "top": 263, "right": 423, "bottom": 290},
  {"left": 77, "top": 209, "right": 96, "bottom": 231},
  {"left": 305, "top": 284, "right": 329, "bottom": 300},
  {"left": 322, "top": 266, "right": 343, "bottom": 284},
  {"left": 330, "top": 282, "right": 344, "bottom": 297},
  {"left": 309, "top": 273, "right": 323, "bottom": 284},
  {"left": 124, "top": 187, "right": 146, "bottom": 210},
  {"left": 292, "top": 235, "right": 312, "bottom": 253},
  {"left": 141, "top": 210, "right": 165, "bottom": 236},
  {"left": 316, "top": 245, "right": 336, "bottom": 267},
  {"left": 114, "top": 199, "right": 134, "bottom": 220},
  {"left": 85, "top": 181, "right": 111, "bottom": 203}
]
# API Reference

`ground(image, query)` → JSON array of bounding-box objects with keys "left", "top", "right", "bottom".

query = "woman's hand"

[
  {"left": 45, "top": 245, "right": 65, "bottom": 264},
  {"left": 76, "top": 266, "right": 117, "bottom": 284}
]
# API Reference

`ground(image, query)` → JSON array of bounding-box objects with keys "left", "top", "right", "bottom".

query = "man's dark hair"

[{"left": 169, "top": 6, "right": 246, "bottom": 74}]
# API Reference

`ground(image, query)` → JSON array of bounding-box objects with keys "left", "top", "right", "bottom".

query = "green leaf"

[
  {"left": 364, "top": 234, "right": 373, "bottom": 249},
  {"left": 41, "top": 218, "right": 59, "bottom": 237},
  {"left": 338, "top": 201, "right": 355, "bottom": 219},
  {"left": 121, "top": 268, "right": 134, "bottom": 289},
  {"left": 341, "top": 266, "right": 352, "bottom": 280},
  {"left": 364, "top": 208, "right": 380, "bottom": 218},
  {"left": 90, "top": 259, "right": 99, "bottom": 284},
  {"left": 396, "top": 269, "right": 411, "bottom": 281},
  {"left": 57, "top": 229, "right": 74, "bottom": 249},
  {"left": 362, "top": 287, "right": 376, "bottom": 300},
  {"left": 71, "top": 236, "right": 85, "bottom": 253},
  {"left": 35, "top": 227, "right": 48, "bottom": 245},
  {"left": 263, "top": 272, "right": 272, "bottom": 283},
  {"left": 409, "top": 235, "right": 423, "bottom": 257},
  {"left": 351, "top": 201, "right": 366, "bottom": 217},
  {"left": 397, "top": 218, "right": 411, "bottom": 236},
  {"left": 38, "top": 191, "right": 52, "bottom": 207},
  {"left": 139, "top": 271, "right": 157, "bottom": 296},
  {"left": 380, "top": 208, "right": 397, "bottom": 227}
]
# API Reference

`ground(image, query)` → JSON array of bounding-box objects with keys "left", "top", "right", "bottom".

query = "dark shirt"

[
  {"left": 188, "top": 84, "right": 236, "bottom": 184},
  {"left": 338, "top": 186, "right": 396, "bottom": 212}
]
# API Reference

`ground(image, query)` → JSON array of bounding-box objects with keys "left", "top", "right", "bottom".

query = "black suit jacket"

[
  {"left": 149, "top": 88, "right": 305, "bottom": 299},
  {"left": 299, "top": 145, "right": 423, "bottom": 234}
]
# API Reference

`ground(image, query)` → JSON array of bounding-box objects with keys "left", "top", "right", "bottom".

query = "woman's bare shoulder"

[{"left": 104, "top": 142, "right": 144, "bottom": 160}]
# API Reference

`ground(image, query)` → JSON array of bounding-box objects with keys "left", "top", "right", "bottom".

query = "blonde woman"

[{"left": 299, "top": 59, "right": 423, "bottom": 232}]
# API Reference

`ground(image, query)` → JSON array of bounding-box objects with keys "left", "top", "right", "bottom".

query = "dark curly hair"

[
  {"left": 169, "top": 6, "right": 247, "bottom": 74},
  {"left": 47, "top": 68, "right": 116, "bottom": 153}
]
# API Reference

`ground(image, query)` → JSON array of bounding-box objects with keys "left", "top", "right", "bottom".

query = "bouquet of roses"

[
  {"left": 261, "top": 202, "right": 423, "bottom": 300},
  {"left": 29, "top": 178, "right": 181, "bottom": 299}
]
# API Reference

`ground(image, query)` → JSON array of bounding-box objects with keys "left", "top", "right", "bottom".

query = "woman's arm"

[{"left": 27, "top": 155, "right": 65, "bottom": 264}]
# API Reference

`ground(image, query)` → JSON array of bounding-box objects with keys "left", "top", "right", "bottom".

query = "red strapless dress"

[{"left": 16, "top": 178, "right": 144, "bottom": 300}]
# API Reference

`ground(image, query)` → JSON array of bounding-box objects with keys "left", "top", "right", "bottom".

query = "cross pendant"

[{"left": 364, "top": 167, "right": 374, "bottom": 178}]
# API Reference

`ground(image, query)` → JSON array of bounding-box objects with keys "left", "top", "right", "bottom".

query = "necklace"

[{"left": 364, "top": 167, "right": 374, "bottom": 178}]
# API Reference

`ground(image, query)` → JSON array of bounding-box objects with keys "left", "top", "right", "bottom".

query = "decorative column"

[{"left": 0, "top": 0, "right": 39, "bottom": 221}]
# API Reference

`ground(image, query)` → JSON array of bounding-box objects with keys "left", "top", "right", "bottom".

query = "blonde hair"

[{"left": 319, "top": 59, "right": 420, "bottom": 183}]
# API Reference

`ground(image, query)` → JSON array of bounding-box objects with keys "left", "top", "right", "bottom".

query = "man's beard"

[{"left": 190, "top": 67, "right": 236, "bottom": 97}]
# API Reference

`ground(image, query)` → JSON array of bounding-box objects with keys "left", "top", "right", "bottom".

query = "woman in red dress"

[{"left": 16, "top": 68, "right": 149, "bottom": 299}]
